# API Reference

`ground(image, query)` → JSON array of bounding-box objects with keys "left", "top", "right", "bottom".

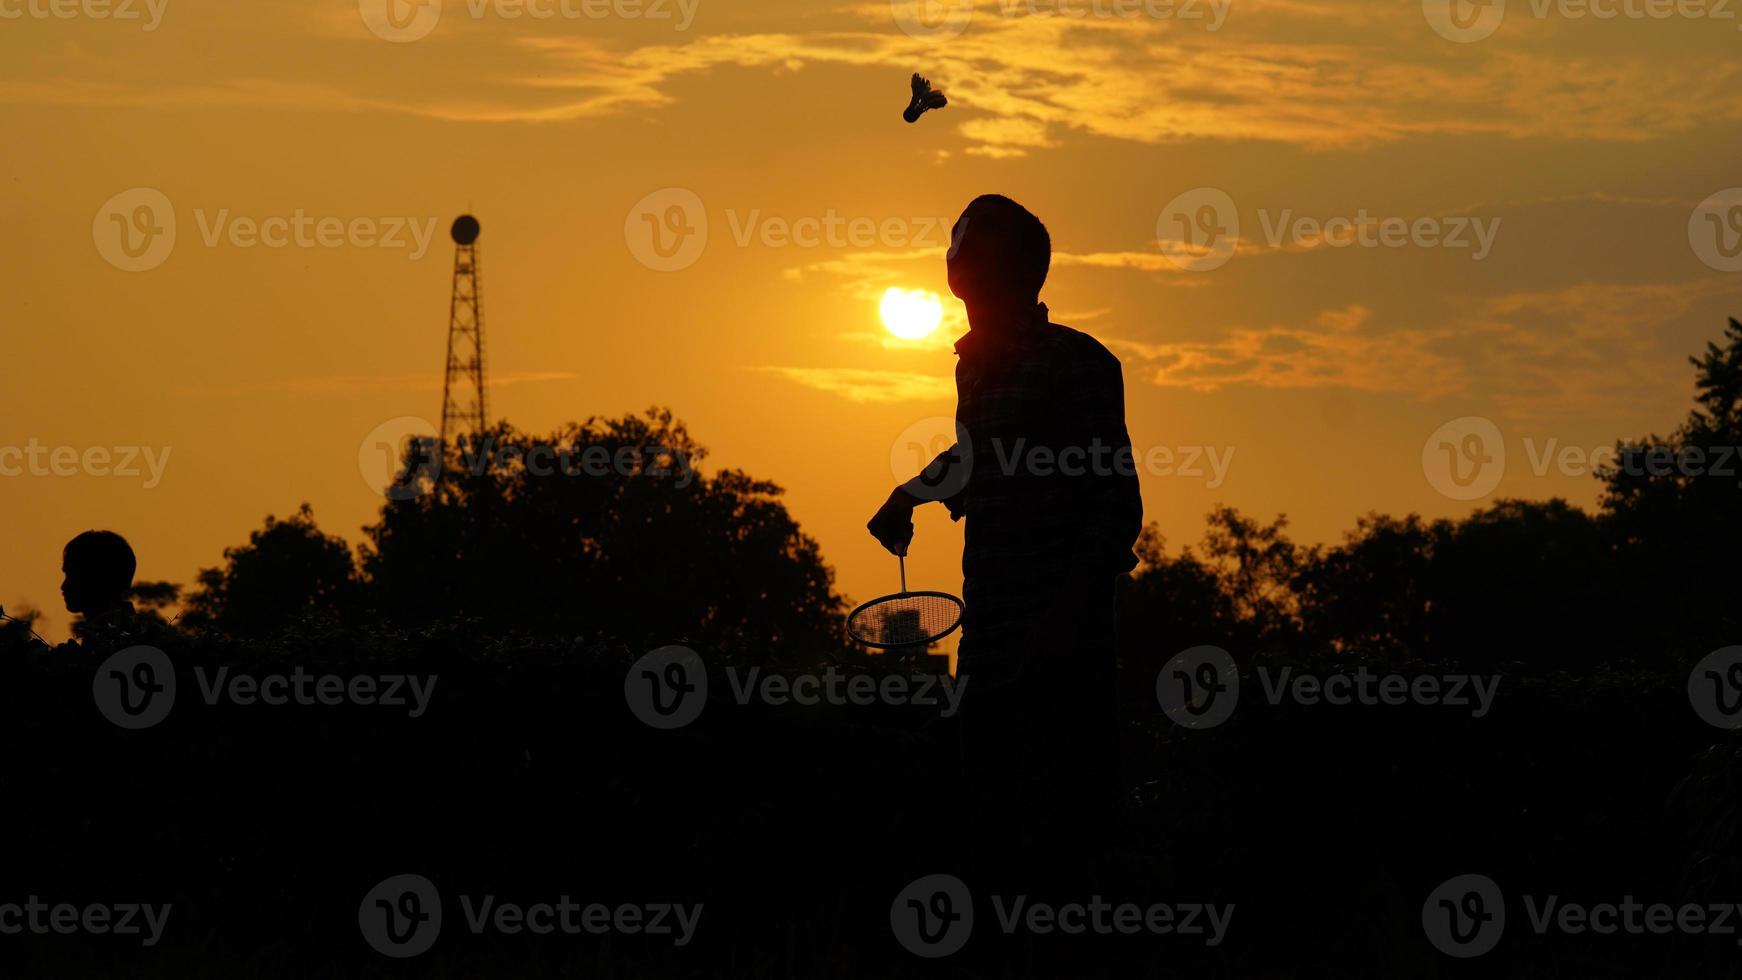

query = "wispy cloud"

[
  {"left": 171, "top": 371, "right": 577, "bottom": 399},
  {"left": 1111, "top": 277, "right": 1742, "bottom": 417},
  {"left": 755, "top": 366, "right": 954, "bottom": 403},
  {"left": 9, "top": 3, "right": 1742, "bottom": 155}
]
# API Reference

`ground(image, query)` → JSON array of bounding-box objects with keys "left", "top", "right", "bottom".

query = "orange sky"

[{"left": 4, "top": 0, "right": 1742, "bottom": 640}]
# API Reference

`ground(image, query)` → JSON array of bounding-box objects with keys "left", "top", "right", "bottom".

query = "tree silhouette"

[
  {"left": 182, "top": 503, "right": 359, "bottom": 637},
  {"left": 1122, "top": 318, "right": 1742, "bottom": 670},
  {"left": 0, "top": 604, "right": 44, "bottom": 652},
  {"left": 361, "top": 408, "right": 847, "bottom": 658},
  {"left": 1599, "top": 316, "right": 1742, "bottom": 650},
  {"left": 126, "top": 580, "right": 182, "bottom": 615}
]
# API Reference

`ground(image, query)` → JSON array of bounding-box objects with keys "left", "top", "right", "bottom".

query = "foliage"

[
  {"left": 181, "top": 503, "right": 359, "bottom": 637},
  {"left": 360, "top": 408, "right": 848, "bottom": 659}
]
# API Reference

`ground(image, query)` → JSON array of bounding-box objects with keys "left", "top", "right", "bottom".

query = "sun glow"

[{"left": 879, "top": 287, "right": 944, "bottom": 340}]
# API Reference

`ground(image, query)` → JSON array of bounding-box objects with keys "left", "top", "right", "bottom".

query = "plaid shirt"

[{"left": 906, "top": 304, "right": 1143, "bottom": 649}]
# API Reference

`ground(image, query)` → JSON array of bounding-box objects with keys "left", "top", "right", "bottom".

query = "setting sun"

[{"left": 879, "top": 287, "right": 945, "bottom": 340}]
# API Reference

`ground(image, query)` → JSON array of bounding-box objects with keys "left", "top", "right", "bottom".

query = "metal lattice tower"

[{"left": 440, "top": 214, "right": 488, "bottom": 449}]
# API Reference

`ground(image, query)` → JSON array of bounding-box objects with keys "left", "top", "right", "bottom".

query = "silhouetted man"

[
  {"left": 61, "top": 530, "right": 145, "bottom": 652},
  {"left": 867, "top": 194, "right": 1142, "bottom": 870}
]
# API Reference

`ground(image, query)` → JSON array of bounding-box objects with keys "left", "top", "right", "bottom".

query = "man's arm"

[{"left": 868, "top": 443, "right": 969, "bottom": 556}]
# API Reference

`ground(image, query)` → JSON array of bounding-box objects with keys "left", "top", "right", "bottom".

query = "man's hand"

[{"left": 867, "top": 488, "right": 918, "bottom": 556}]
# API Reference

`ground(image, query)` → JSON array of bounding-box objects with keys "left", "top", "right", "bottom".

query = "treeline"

[
  {"left": 154, "top": 321, "right": 1742, "bottom": 681},
  {"left": 0, "top": 322, "right": 1737, "bottom": 977}
]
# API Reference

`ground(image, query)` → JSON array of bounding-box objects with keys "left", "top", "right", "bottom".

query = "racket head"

[{"left": 846, "top": 590, "right": 965, "bottom": 648}]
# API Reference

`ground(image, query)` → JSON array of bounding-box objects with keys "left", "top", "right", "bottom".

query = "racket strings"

[{"left": 847, "top": 593, "right": 963, "bottom": 647}]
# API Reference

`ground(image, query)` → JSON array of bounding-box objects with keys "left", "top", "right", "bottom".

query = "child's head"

[
  {"left": 61, "top": 530, "right": 136, "bottom": 615},
  {"left": 947, "top": 194, "right": 1051, "bottom": 306}
]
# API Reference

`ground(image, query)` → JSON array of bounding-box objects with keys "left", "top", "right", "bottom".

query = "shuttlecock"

[{"left": 903, "top": 73, "right": 948, "bottom": 124}]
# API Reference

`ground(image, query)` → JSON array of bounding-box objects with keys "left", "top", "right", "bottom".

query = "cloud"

[
  {"left": 782, "top": 248, "right": 940, "bottom": 291},
  {"left": 755, "top": 367, "right": 954, "bottom": 403},
  {"left": 1110, "top": 303, "right": 1466, "bottom": 396},
  {"left": 8, "top": 1, "right": 1742, "bottom": 155},
  {"left": 1111, "top": 277, "right": 1742, "bottom": 417},
  {"left": 171, "top": 371, "right": 577, "bottom": 399}
]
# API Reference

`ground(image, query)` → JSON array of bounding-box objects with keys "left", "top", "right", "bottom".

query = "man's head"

[
  {"left": 947, "top": 194, "right": 1050, "bottom": 309},
  {"left": 61, "top": 530, "right": 135, "bottom": 615}
]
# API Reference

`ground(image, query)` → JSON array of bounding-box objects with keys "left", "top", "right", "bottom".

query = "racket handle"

[{"left": 899, "top": 555, "right": 907, "bottom": 594}]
